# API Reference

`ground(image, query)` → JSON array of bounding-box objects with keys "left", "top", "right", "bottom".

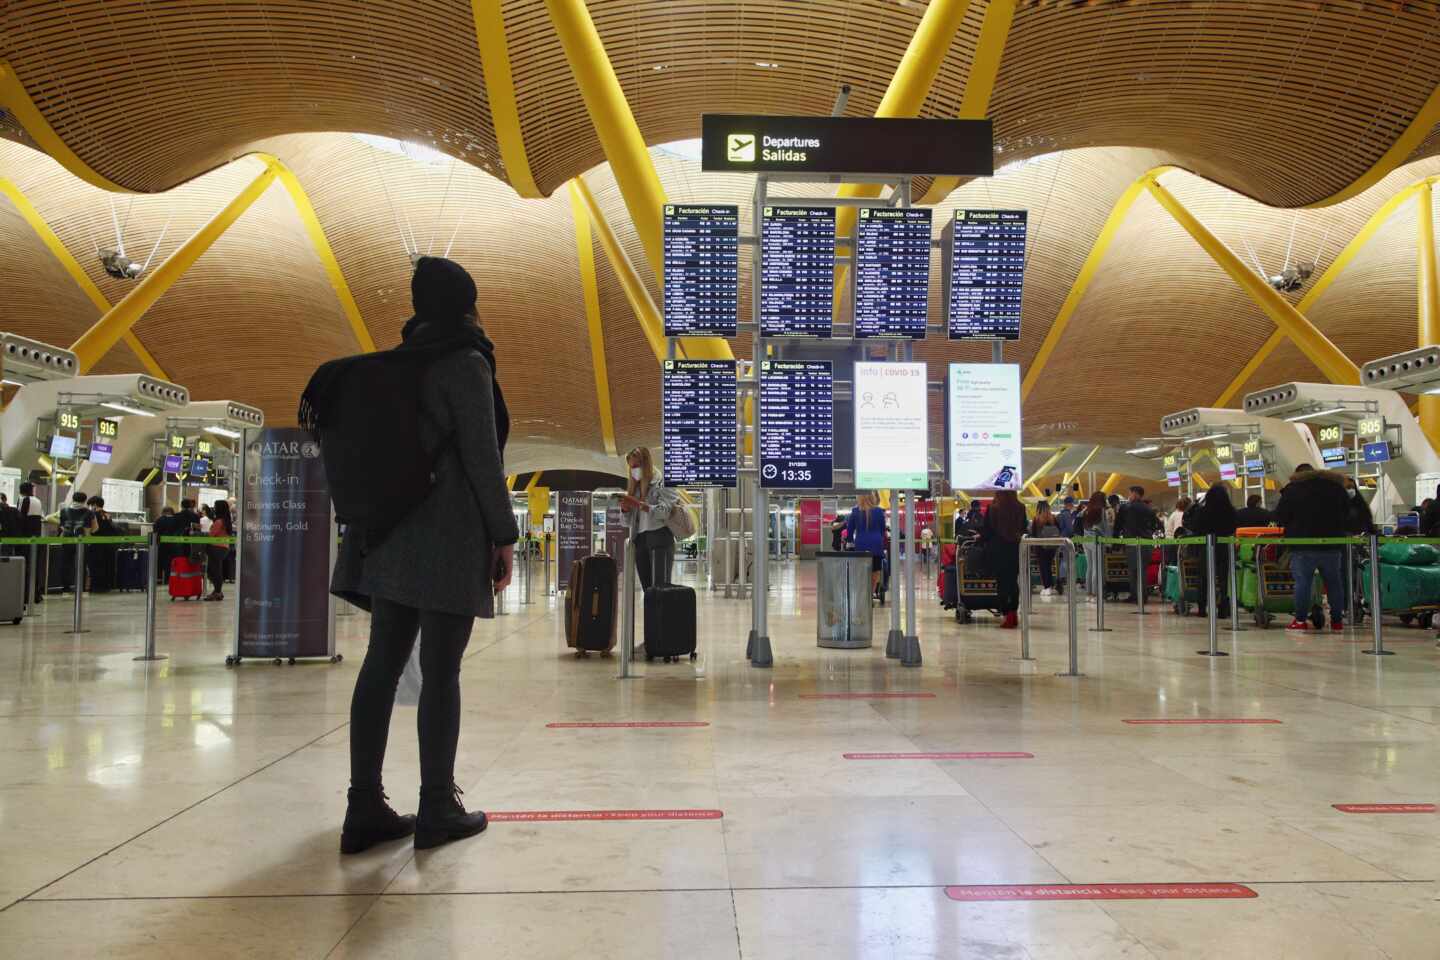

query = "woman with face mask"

[{"left": 621, "top": 446, "right": 680, "bottom": 591}]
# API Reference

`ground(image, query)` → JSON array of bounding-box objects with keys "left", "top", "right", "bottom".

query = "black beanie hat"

[{"left": 411, "top": 256, "right": 477, "bottom": 319}]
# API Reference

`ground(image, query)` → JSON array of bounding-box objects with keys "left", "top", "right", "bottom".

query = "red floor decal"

[
  {"left": 488, "top": 809, "right": 723, "bottom": 822},
  {"left": 843, "top": 752, "right": 1034, "bottom": 760},
  {"left": 545, "top": 721, "right": 710, "bottom": 728},
  {"left": 1332, "top": 803, "right": 1436, "bottom": 814},
  {"left": 945, "top": 883, "right": 1257, "bottom": 902},
  {"left": 800, "top": 692, "right": 936, "bottom": 699},
  {"left": 1122, "top": 718, "right": 1281, "bottom": 725}
]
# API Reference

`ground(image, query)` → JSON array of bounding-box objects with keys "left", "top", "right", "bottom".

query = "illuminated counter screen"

[
  {"left": 854, "top": 207, "right": 932, "bottom": 340},
  {"left": 662, "top": 359, "right": 737, "bottom": 488},
  {"left": 759, "top": 360, "right": 833, "bottom": 489},
  {"left": 947, "top": 209, "right": 1027, "bottom": 340},
  {"left": 761, "top": 205, "right": 835, "bottom": 338},
  {"left": 663, "top": 204, "right": 739, "bottom": 337}
]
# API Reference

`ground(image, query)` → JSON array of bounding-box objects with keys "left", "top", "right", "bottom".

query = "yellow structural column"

[
  {"left": 1099, "top": 473, "right": 1122, "bottom": 495},
  {"left": 1023, "top": 445, "right": 1069, "bottom": 500},
  {"left": 472, "top": 0, "right": 543, "bottom": 199},
  {"left": 1145, "top": 175, "right": 1359, "bottom": 386},
  {"left": 1420, "top": 182, "right": 1440, "bottom": 448},
  {"left": 572, "top": 176, "right": 668, "bottom": 363},
  {"left": 567, "top": 179, "right": 619, "bottom": 456},
  {"left": 71, "top": 160, "right": 278, "bottom": 372}
]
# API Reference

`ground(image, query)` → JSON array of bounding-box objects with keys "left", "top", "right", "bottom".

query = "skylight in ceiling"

[{"left": 354, "top": 134, "right": 451, "bottom": 166}]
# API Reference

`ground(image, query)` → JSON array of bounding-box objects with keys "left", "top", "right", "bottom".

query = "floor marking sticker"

[
  {"left": 545, "top": 721, "right": 710, "bottom": 728},
  {"left": 945, "top": 883, "right": 1257, "bottom": 902},
  {"left": 843, "top": 752, "right": 1034, "bottom": 760},
  {"left": 488, "top": 809, "right": 723, "bottom": 822},
  {"left": 1332, "top": 803, "right": 1436, "bottom": 814},
  {"left": 1122, "top": 718, "right": 1281, "bottom": 725},
  {"left": 800, "top": 692, "right": 936, "bottom": 699}
]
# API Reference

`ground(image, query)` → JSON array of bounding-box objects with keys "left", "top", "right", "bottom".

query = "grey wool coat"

[{"left": 331, "top": 347, "right": 520, "bottom": 619}]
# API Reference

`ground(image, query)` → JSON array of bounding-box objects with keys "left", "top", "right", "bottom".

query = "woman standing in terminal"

[
  {"left": 622, "top": 446, "right": 679, "bottom": 590},
  {"left": 203, "top": 500, "right": 232, "bottom": 602},
  {"left": 1183, "top": 483, "right": 1238, "bottom": 617},
  {"left": 1077, "top": 492, "right": 1109, "bottom": 598},
  {"left": 320, "top": 256, "right": 518, "bottom": 854},
  {"left": 848, "top": 492, "right": 888, "bottom": 604},
  {"left": 983, "top": 489, "right": 1028, "bottom": 629}
]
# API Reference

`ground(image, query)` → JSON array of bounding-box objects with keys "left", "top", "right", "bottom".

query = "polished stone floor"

[{"left": 1, "top": 557, "right": 1437, "bottom": 959}]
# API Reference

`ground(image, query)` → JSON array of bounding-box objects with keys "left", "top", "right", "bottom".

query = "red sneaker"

[
  {"left": 1286, "top": 619, "right": 1309, "bottom": 631},
  {"left": 1331, "top": 620, "right": 1344, "bottom": 632},
  {"left": 1000, "top": 612, "right": 1018, "bottom": 629}
]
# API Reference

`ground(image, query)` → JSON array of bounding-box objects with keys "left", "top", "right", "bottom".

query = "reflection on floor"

[{"left": 1, "top": 559, "right": 1437, "bottom": 959}]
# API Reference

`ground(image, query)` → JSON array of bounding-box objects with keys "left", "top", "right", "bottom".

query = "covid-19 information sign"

[
  {"left": 854, "top": 361, "right": 929, "bottom": 489},
  {"left": 946, "top": 363, "right": 1022, "bottom": 491}
]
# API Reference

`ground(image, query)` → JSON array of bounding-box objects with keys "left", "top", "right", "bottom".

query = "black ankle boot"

[
  {"left": 340, "top": 786, "right": 416, "bottom": 855},
  {"left": 414, "top": 783, "right": 488, "bottom": 850}
]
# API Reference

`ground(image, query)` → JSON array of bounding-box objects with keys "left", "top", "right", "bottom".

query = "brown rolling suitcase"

[{"left": 566, "top": 554, "right": 617, "bottom": 656}]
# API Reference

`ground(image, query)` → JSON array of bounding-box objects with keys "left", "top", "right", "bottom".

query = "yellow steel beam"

[
  {"left": 1420, "top": 182, "right": 1440, "bottom": 448},
  {"left": 1021, "top": 171, "right": 1165, "bottom": 400},
  {"left": 0, "top": 62, "right": 135, "bottom": 193},
  {"left": 1146, "top": 174, "right": 1359, "bottom": 385},
  {"left": 572, "top": 176, "right": 667, "bottom": 362},
  {"left": 0, "top": 177, "right": 168, "bottom": 378},
  {"left": 1303, "top": 83, "right": 1440, "bottom": 209},
  {"left": 1023, "top": 445, "right": 1069, "bottom": 499},
  {"left": 1099, "top": 473, "right": 1122, "bottom": 495},
  {"left": 261, "top": 155, "right": 375, "bottom": 353},
  {"left": 918, "top": 0, "right": 1018, "bottom": 205},
  {"left": 472, "top": 0, "right": 542, "bottom": 199},
  {"left": 830, "top": 0, "right": 975, "bottom": 305},
  {"left": 71, "top": 161, "right": 278, "bottom": 372},
  {"left": 525, "top": 471, "right": 544, "bottom": 491},
  {"left": 1059, "top": 445, "right": 1101, "bottom": 494},
  {"left": 544, "top": 3, "right": 731, "bottom": 362},
  {"left": 1214, "top": 177, "right": 1439, "bottom": 406},
  {"left": 567, "top": 179, "right": 619, "bottom": 457}
]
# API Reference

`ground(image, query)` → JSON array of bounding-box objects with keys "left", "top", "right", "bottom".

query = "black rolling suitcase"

[
  {"left": 116, "top": 548, "right": 148, "bottom": 592},
  {"left": 566, "top": 555, "right": 617, "bottom": 656},
  {"left": 644, "top": 583, "right": 697, "bottom": 662}
]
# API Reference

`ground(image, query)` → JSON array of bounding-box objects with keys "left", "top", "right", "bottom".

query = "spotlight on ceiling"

[
  {"left": 99, "top": 248, "right": 143, "bottom": 280},
  {"left": 1266, "top": 263, "right": 1313, "bottom": 293}
]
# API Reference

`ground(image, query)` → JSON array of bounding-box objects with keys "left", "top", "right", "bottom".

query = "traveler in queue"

[
  {"left": 86, "top": 496, "right": 119, "bottom": 594},
  {"left": 621, "top": 445, "right": 678, "bottom": 591},
  {"left": 320, "top": 256, "right": 518, "bottom": 854},
  {"left": 1112, "top": 486, "right": 1158, "bottom": 602},
  {"left": 1077, "top": 491, "right": 1109, "bottom": 598},
  {"left": 1183, "top": 483, "right": 1238, "bottom": 617},
  {"left": 848, "top": 492, "right": 889, "bottom": 604},
  {"left": 1420, "top": 484, "right": 1440, "bottom": 536},
  {"left": 1235, "top": 494, "right": 1272, "bottom": 528},
  {"left": 176, "top": 498, "right": 201, "bottom": 535},
  {"left": 1344, "top": 477, "right": 1375, "bottom": 537},
  {"left": 198, "top": 505, "right": 213, "bottom": 535},
  {"left": 1273, "top": 464, "right": 1349, "bottom": 631},
  {"left": 17, "top": 483, "right": 44, "bottom": 602},
  {"left": 58, "top": 491, "right": 95, "bottom": 594},
  {"left": 982, "top": 489, "right": 1028, "bottom": 628},
  {"left": 1164, "top": 497, "right": 1191, "bottom": 538},
  {"left": 1030, "top": 501, "right": 1062, "bottom": 597},
  {"left": 203, "top": 500, "right": 232, "bottom": 602}
]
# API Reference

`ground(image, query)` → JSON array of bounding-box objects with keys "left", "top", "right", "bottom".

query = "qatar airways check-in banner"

[{"left": 237, "top": 428, "right": 334, "bottom": 659}]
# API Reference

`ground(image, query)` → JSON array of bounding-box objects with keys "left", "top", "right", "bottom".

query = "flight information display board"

[
  {"left": 760, "top": 205, "right": 835, "bottom": 338},
  {"left": 854, "top": 207, "right": 932, "bottom": 340},
  {"left": 947, "top": 209, "right": 1027, "bottom": 340},
  {"left": 663, "top": 204, "right": 739, "bottom": 337},
  {"left": 759, "top": 360, "right": 833, "bottom": 489},
  {"left": 662, "top": 359, "right": 738, "bottom": 487}
]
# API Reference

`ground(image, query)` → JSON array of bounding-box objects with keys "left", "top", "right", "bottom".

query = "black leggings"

[
  {"left": 207, "top": 546, "right": 228, "bottom": 595},
  {"left": 633, "top": 527, "right": 675, "bottom": 591},
  {"left": 993, "top": 542, "right": 1021, "bottom": 613},
  {"left": 350, "top": 597, "right": 474, "bottom": 793}
]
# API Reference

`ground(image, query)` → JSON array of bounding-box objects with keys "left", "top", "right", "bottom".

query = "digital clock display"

[
  {"left": 759, "top": 360, "right": 833, "bottom": 489},
  {"left": 96, "top": 417, "right": 119, "bottom": 439}
]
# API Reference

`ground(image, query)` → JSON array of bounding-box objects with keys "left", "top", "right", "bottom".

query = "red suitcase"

[{"left": 168, "top": 556, "right": 204, "bottom": 601}]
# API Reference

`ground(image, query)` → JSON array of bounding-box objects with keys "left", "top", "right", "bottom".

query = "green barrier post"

[
  {"left": 1089, "top": 532, "right": 1110, "bottom": 633},
  {"left": 1363, "top": 532, "right": 1390, "bottom": 656},
  {"left": 66, "top": 539, "right": 87, "bottom": 635},
  {"left": 137, "top": 530, "right": 166, "bottom": 662},
  {"left": 1199, "top": 534, "right": 1225, "bottom": 656}
]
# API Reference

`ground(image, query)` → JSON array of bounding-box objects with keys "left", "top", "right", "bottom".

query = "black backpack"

[{"left": 300, "top": 351, "right": 448, "bottom": 549}]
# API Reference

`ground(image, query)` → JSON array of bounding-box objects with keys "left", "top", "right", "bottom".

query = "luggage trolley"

[
  {"left": 1102, "top": 546, "right": 1131, "bottom": 600},
  {"left": 1166, "top": 547, "right": 1205, "bottom": 615},
  {"left": 1360, "top": 541, "right": 1440, "bottom": 629},
  {"left": 954, "top": 538, "right": 1002, "bottom": 624},
  {"left": 1236, "top": 527, "right": 1323, "bottom": 628}
]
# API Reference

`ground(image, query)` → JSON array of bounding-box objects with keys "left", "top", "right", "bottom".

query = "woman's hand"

[
  {"left": 493, "top": 544, "right": 515, "bottom": 592},
  {"left": 620, "top": 494, "right": 646, "bottom": 512}
]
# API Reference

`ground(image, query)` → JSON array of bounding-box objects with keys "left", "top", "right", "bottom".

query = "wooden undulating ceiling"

[
  {"left": 1, "top": 1, "right": 1439, "bottom": 471},
  {"left": 3, "top": 1, "right": 1438, "bottom": 204}
]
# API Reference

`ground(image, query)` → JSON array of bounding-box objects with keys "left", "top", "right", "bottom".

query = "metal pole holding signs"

[
  {"left": 901, "top": 490, "right": 921, "bottom": 667},
  {"left": 619, "top": 510, "right": 638, "bottom": 678},
  {"left": 66, "top": 540, "right": 87, "bottom": 635}
]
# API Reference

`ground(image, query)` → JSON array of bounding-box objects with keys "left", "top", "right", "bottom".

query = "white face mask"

[{"left": 630, "top": 467, "right": 643, "bottom": 481}]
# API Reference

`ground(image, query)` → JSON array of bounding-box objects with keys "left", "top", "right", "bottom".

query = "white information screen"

[
  {"left": 946, "top": 363, "right": 1023, "bottom": 491},
  {"left": 0, "top": 467, "right": 19, "bottom": 505},
  {"left": 101, "top": 478, "right": 146, "bottom": 516},
  {"left": 854, "top": 361, "right": 928, "bottom": 489},
  {"left": 198, "top": 486, "right": 231, "bottom": 509}
]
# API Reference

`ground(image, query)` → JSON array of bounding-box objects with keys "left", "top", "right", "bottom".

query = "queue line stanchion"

[
  {"left": 66, "top": 539, "right": 87, "bottom": 635},
  {"left": 1227, "top": 536, "right": 1244, "bottom": 633},
  {"left": 1363, "top": 532, "right": 1390, "bottom": 656},
  {"left": 885, "top": 492, "right": 903, "bottom": 659},
  {"left": 618, "top": 509, "right": 638, "bottom": 679},
  {"left": 1018, "top": 538, "right": 1036, "bottom": 662},
  {"left": 137, "top": 531, "right": 166, "bottom": 662},
  {"left": 1089, "top": 533, "right": 1110, "bottom": 632},
  {"left": 1018, "top": 537, "right": 1083, "bottom": 676},
  {"left": 1133, "top": 544, "right": 1146, "bottom": 615},
  {"left": 1345, "top": 542, "right": 1358, "bottom": 627},
  {"left": 901, "top": 490, "right": 921, "bottom": 668},
  {"left": 1199, "top": 533, "right": 1225, "bottom": 656},
  {"left": 24, "top": 541, "right": 37, "bottom": 616}
]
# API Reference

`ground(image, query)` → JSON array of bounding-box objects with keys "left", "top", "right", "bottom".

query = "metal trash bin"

[{"left": 816, "top": 550, "right": 873, "bottom": 649}]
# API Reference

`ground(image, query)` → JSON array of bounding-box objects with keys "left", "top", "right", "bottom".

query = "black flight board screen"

[
  {"left": 662, "top": 359, "right": 738, "bottom": 488},
  {"left": 759, "top": 360, "right": 834, "bottom": 489},
  {"left": 854, "top": 207, "right": 933, "bottom": 339},
  {"left": 663, "top": 204, "right": 739, "bottom": 337},
  {"left": 760, "top": 205, "right": 835, "bottom": 338},
  {"left": 948, "top": 209, "right": 1027, "bottom": 340}
]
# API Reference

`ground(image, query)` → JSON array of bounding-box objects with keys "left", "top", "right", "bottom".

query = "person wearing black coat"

[
  {"left": 1183, "top": 484, "right": 1239, "bottom": 616},
  {"left": 1112, "top": 486, "right": 1158, "bottom": 602},
  {"left": 1234, "top": 494, "right": 1273, "bottom": 529},
  {"left": 1273, "top": 464, "right": 1350, "bottom": 631}
]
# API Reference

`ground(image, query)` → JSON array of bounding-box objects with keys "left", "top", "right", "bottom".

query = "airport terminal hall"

[{"left": 6, "top": 1, "right": 1440, "bottom": 957}]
